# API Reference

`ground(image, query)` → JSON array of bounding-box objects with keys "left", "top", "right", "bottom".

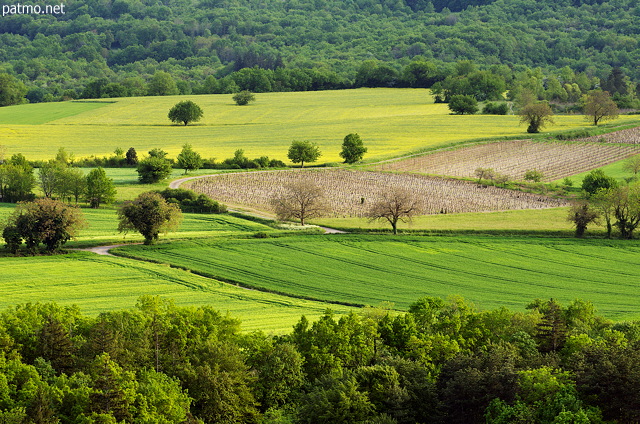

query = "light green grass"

[
  {"left": 0, "top": 101, "right": 111, "bottom": 125},
  {"left": 0, "top": 251, "right": 351, "bottom": 333},
  {"left": 312, "top": 207, "right": 577, "bottom": 233},
  {"left": 114, "top": 235, "right": 640, "bottom": 320},
  {"left": 2, "top": 89, "right": 634, "bottom": 162}
]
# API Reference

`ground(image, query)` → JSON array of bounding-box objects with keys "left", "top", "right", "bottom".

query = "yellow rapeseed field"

[{"left": 1, "top": 88, "right": 630, "bottom": 162}]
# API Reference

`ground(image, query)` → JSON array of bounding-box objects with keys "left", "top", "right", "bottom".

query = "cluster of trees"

[
  {"left": 0, "top": 296, "right": 638, "bottom": 422},
  {"left": 0, "top": 150, "right": 117, "bottom": 208},
  {"left": 568, "top": 166, "right": 640, "bottom": 239},
  {"left": 286, "top": 134, "right": 367, "bottom": 168},
  {"left": 156, "top": 188, "right": 227, "bottom": 214}
]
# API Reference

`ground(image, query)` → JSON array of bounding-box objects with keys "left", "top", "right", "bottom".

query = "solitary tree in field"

[
  {"left": 366, "top": 188, "right": 423, "bottom": 235},
  {"left": 168, "top": 100, "right": 203, "bottom": 126},
  {"left": 519, "top": 102, "right": 554, "bottom": 133},
  {"left": 270, "top": 181, "right": 328, "bottom": 226},
  {"left": 474, "top": 167, "right": 494, "bottom": 184},
  {"left": 339, "top": 133, "right": 367, "bottom": 164},
  {"left": 176, "top": 143, "right": 203, "bottom": 174},
  {"left": 233, "top": 90, "right": 256, "bottom": 106},
  {"left": 288, "top": 140, "right": 322, "bottom": 168},
  {"left": 117, "top": 192, "right": 183, "bottom": 245},
  {"left": 567, "top": 202, "right": 599, "bottom": 238},
  {"left": 582, "top": 90, "right": 619, "bottom": 126}
]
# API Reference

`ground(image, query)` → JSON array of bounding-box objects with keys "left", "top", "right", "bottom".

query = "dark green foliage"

[
  {"left": 482, "top": 102, "right": 508, "bottom": 115},
  {"left": 0, "top": 73, "right": 27, "bottom": 106},
  {"left": 568, "top": 202, "right": 599, "bottom": 237},
  {"left": 581, "top": 169, "right": 617, "bottom": 197},
  {"left": 533, "top": 299, "right": 568, "bottom": 352},
  {"left": 287, "top": 140, "right": 321, "bottom": 168},
  {"left": 0, "top": 157, "right": 36, "bottom": 203},
  {"left": 2, "top": 198, "right": 86, "bottom": 254},
  {"left": 519, "top": 102, "right": 554, "bottom": 133},
  {"left": 168, "top": 100, "right": 203, "bottom": 126},
  {"left": 85, "top": 168, "right": 116, "bottom": 208},
  {"left": 136, "top": 156, "right": 172, "bottom": 184},
  {"left": 156, "top": 188, "right": 227, "bottom": 213},
  {"left": 448, "top": 94, "right": 478, "bottom": 114},
  {"left": 176, "top": 143, "right": 203, "bottom": 173},
  {"left": 216, "top": 149, "right": 285, "bottom": 169},
  {"left": 125, "top": 148, "right": 138, "bottom": 165},
  {"left": 339, "top": 133, "right": 367, "bottom": 164},
  {"left": 233, "top": 90, "right": 256, "bottom": 105},
  {"left": 117, "top": 192, "right": 182, "bottom": 244}
]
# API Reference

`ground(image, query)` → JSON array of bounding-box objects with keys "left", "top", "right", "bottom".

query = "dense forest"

[
  {"left": 1, "top": 0, "right": 640, "bottom": 103},
  {"left": 0, "top": 296, "right": 638, "bottom": 422}
]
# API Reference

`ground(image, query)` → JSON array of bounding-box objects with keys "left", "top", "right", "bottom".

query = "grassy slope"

[
  {"left": 114, "top": 234, "right": 640, "bottom": 321},
  {"left": 0, "top": 251, "right": 351, "bottom": 333},
  {"left": 0, "top": 101, "right": 111, "bottom": 125},
  {"left": 0, "top": 89, "right": 630, "bottom": 162}
]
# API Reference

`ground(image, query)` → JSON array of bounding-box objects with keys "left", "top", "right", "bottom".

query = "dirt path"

[
  {"left": 170, "top": 173, "right": 347, "bottom": 234},
  {"left": 74, "top": 244, "right": 141, "bottom": 256}
]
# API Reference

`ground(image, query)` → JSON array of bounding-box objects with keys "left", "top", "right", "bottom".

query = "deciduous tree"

[
  {"left": 270, "top": 181, "right": 327, "bottom": 225},
  {"left": 519, "top": 102, "right": 554, "bottom": 133},
  {"left": 117, "top": 192, "right": 182, "bottom": 244},
  {"left": 3, "top": 198, "right": 86, "bottom": 254},
  {"left": 86, "top": 167, "right": 116, "bottom": 208},
  {"left": 366, "top": 188, "right": 423, "bottom": 234},
  {"left": 287, "top": 140, "right": 321, "bottom": 168},
  {"left": 567, "top": 202, "right": 599, "bottom": 238},
  {"left": 137, "top": 155, "right": 173, "bottom": 184},
  {"left": 168, "top": 100, "right": 203, "bottom": 126},
  {"left": 582, "top": 90, "right": 619, "bottom": 126},
  {"left": 339, "top": 133, "right": 367, "bottom": 164},
  {"left": 232, "top": 90, "right": 255, "bottom": 105},
  {"left": 176, "top": 143, "right": 203, "bottom": 174},
  {"left": 448, "top": 94, "right": 478, "bottom": 114}
]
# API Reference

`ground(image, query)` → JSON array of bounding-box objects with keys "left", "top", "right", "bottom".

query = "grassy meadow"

[
  {"left": 0, "top": 88, "right": 632, "bottom": 163},
  {"left": 0, "top": 251, "right": 352, "bottom": 333},
  {"left": 113, "top": 234, "right": 640, "bottom": 320}
]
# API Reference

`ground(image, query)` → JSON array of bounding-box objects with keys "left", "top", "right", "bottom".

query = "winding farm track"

[{"left": 73, "top": 243, "right": 142, "bottom": 256}]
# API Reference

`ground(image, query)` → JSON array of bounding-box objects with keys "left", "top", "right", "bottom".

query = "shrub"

[{"left": 482, "top": 102, "right": 508, "bottom": 115}]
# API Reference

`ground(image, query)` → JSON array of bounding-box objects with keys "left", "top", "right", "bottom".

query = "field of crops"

[
  {"left": 188, "top": 169, "right": 567, "bottom": 217},
  {"left": 375, "top": 140, "right": 640, "bottom": 182},
  {"left": 0, "top": 251, "right": 351, "bottom": 332},
  {"left": 0, "top": 89, "right": 624, "bottom": 162},
  {"left": 114, "top": 235, "right": 640, "bottom": 320}
]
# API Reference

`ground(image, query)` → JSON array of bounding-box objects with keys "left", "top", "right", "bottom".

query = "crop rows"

[
  {"left": 577, "top": 126, "right": 640, "bottom": 144},
  {"left": 376, "top": 140, "right": 640, "bottom": 181},
  {"left": 117, "top": 236, "right": 640, "bottom": 319},
  {"left": 188, "top": 169, "right": 566, "bottom": 217}
]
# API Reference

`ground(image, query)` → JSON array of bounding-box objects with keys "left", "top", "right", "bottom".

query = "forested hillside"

[{"left": 0, "top": 0, "right": 639, "bottom": 101}]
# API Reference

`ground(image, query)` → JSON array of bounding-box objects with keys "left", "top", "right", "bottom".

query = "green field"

[
  {"left": 113, "top": 234, "right": 640, "bottom": 320},
  {"left": 312, "top": 207, "right": 578, "bottom": 234},
  {"left": 0, "top": 251, "right": 351, "bottom": 333},
  {"left": 0, "top": 89, "right": 629, "bottom": 163}
]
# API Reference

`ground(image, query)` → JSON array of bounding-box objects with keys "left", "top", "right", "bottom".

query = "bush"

[
  {"left": 156, "top": 188, "right": 227, "bottom": 213},
  {"left": 482, "top": 102, "right": 508, "bottom": 115},
  {"left": 448, "top": 95, "right": 478, "bottom": 115},
  {"left": 233, "top": 91, "right": 256, "bottom": 106},
  {"left": 137, "top": 156, "right": 173, "bottom": 183}
]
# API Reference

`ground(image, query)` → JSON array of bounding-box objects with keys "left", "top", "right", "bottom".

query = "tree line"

[
  {"left": 0, "top": 296, "right": 637, "bottom": 422},
  {"left": 1, "top": 0, "right": 640, "bottom": 105}
]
